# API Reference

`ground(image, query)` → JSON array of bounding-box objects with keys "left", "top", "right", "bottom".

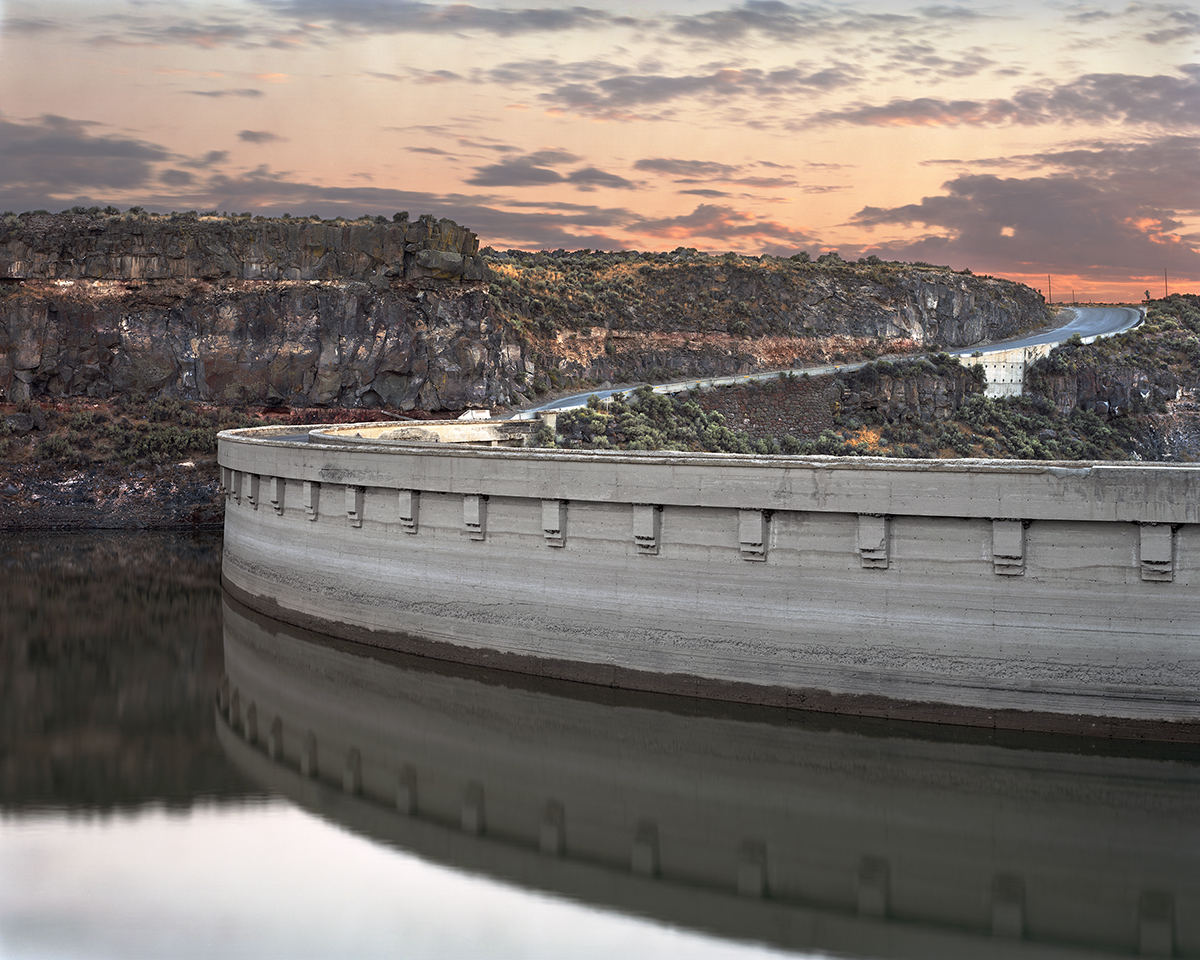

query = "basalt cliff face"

[
  {"left": 0, "top": 214, "right": 1048, "bottom": 411},
  {"left": 1, "top": 212, "right": 487, "bottom": 283},
  {"left": 0, "top": 213, "right": 521, "bottom": 410}
]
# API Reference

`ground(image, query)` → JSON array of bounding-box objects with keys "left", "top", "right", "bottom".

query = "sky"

[{"left": 1, "top": 0, "right": 1199, "bottom": 301}]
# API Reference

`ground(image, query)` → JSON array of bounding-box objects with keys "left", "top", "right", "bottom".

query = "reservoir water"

[{"left": 2, "top": 532, "right": 1198, "bottom": 959}]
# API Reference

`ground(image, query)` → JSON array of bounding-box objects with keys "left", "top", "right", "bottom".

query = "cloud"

[
  {"left": 850, "top": 138, "right": 1200, "bottom": 277},
  {"left": 189, "top": 168, "right": 637, "bottom": 249},
  {"left": 155, "top": 21, "right": 254, "bottom": 47},
  {"left": 0, "top": 114, "right": 171, "bottom": 195},
  {"left": 183, "top": 150, "right": 231, "bottom": 169},
  {"left": 1141, "top": 5, "right": 1200, "bottom": 44},
  {"left": 91, "top": 18, "right": 255, "bottom": 48},
  {"left": 466, "top": 150, "right": 632, "bottom": 190},
  {"left": 635, "top": 158, "right": 741, "bottom": 179},
  {"left": 457, "top": 137, "right": 518, "bottom": 154},
  {"left": 627, "top": 203, "right": 817, "bottom": 251},
  {"left": 72, "top": 10, "right": 324, "bottom": 50},
  {"left": 238, "top": 130, "right": 286, "bottom": 144},
  {"left": 810, "top": 66, "right": 1200, "bottom": 129},
  {"left": 1, "top": 15, "right": 58, "bottom": 35},
  {"left": 251, "top": 1, "right": 638, "bottom": 37},
  {"left": 160, "top": 169, "right": 196, "bottom": 187},
  {"left": 875, "top": 41, "right": 994, "bottom": 81},
  {"left": 413, "top": 69, "right": 463, "bottom": 84},
  {"left": 185, "top": 88, "right": 264, "bottom": 98},
  {"left": 565, "top": 167, "right": 635, "bottom": 191},
  {"left": 535, "top": 63, "right": 859, "bottom": 119},
  {"left": 667, "top": 2, "right": 985, "bottom": 45},
  {"left": 364, "top": 65, "right": 462, "bottom": 85},
  {"left": 635, "top": 156, "right": 805, "bottom": 192},
  {"left": 467, "top": 150, "right": 579, "bottom": 187}
]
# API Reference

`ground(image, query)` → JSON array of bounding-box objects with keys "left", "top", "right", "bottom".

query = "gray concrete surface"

[{"left": 219, "top": 426, "right": 1200, "bottom": 732}]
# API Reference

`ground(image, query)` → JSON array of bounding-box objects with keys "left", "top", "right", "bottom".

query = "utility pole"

[
  {"left": 1048, "top": 274, "right": 1053, "bottom": 304},
  {"left": 1165, "top": 269, "right": 1169, "bottom": 297}
]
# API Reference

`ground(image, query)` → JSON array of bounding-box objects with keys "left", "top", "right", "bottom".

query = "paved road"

[
  {"left": 517, "top": 305, "right": 1142, "bottom": 416},
  {"left": 947, "top": 305, "right": 1141, "bottom": 354}
]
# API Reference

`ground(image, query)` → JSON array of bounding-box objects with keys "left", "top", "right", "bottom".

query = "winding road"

[
  {"left": 948, "top": 305, "right": 1142, "bottom": 353},
  {"left": 517, "top": 305, "right": 1142, "bottom": 417}
]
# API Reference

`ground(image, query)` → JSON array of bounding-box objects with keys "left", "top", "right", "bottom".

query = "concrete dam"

[{"left": 218, "top": 420, "right": 1200, "bottom": 740}]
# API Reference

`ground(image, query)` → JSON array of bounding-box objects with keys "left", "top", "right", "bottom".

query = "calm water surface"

[{"left": 2, "top": 532, "right": 1197, "bottom": 959}]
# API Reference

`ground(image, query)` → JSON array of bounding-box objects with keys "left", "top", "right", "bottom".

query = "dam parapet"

[{"left": 219, "top": 423, "right": 1200, "bottom": 739}]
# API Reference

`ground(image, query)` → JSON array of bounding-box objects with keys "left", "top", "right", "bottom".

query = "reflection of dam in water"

[{"left": 218, "top": 596, "right": 1199, "bottom": 960}]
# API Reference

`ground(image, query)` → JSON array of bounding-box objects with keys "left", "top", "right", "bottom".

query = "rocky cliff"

[
  {"left": 488, "top": 249, "right": 1048, "bottom": 384},
  {"left": 0, "top": 213, "right": 1050, "bottom": 411},
  {"left": 0, "top": 212, "right": 521, "bottom": 410},
  {"left": 1, "top": 211, "right": 487, "bottom": 283}
]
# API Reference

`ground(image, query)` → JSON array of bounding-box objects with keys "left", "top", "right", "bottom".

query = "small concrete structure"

[
  {"left": 219, "top": 420, "right": 1200, "bottom": 739},
  {"left": 217, "top": 597, "right": 1200, "bottom": 958},
  {"left": 965, "top": 344, "right": 1054, "bottom": 398}
]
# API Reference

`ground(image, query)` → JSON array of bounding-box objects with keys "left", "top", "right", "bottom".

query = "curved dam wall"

[
  {"left": 217, "top": 597, "right": 1200, "bottom": 959},
  {"left": 217, "top": 424, "right": 1200, "bottom": 738}
]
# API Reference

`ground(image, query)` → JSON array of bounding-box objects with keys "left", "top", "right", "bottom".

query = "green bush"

[{"left": 37, "top": 434, "right": 73, "bottom": 459}]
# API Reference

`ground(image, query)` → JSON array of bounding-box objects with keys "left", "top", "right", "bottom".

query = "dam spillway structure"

[{"left": 217, "top": 419, "right": 1200, "bottom": 741}]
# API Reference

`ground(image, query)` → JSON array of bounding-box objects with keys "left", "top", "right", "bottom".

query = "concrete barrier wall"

[{"left": 218, "top": 426, "right": 1200, "bottom": 735}]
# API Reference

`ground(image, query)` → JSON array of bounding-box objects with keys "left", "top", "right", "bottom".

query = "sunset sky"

[{"left": 2, "top": 0, "right": 1198, "bottom": 300}]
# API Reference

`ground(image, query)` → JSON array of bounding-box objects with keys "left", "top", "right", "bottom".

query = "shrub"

[{"left": 37, "top": 434, "right": 73, "bottom": 459}]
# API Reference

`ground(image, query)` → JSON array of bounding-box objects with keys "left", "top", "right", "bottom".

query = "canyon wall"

[
  {"left": 0, "top": 277, "right": 525, "bottom": 410},
  {"left": 0, "top": 213, "right": 525, "bottom": 410},
  {"left": 0, "top": 211, "right": 487, "bottom": 283},
  {"left": 1, "top": 214, "right": 1048, "bottom": 411}
]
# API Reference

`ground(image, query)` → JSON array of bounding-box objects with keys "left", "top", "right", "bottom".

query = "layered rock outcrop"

[
  {"left": 1, "top": 278, "right": 524, "bottom": 409},
  {"left": 1029, "top": 364, "right": 1179, "bottom": 417},
  {"left": 617, "top": 260, "right": 1040, "bottom": 345},
  {"left": 0, "top": 214, "right": 1049, "bottom": 411},
  {"left": 489, "top": 250, "right": 1049, "bottom": 385},
  {"left": 841, "top": 361, "right": 984, "bottom": 423},
  {"left": 1, "top": 212, "right": 487, "bottom": 282},
  {"left": 0, "top": 213, "right": 524, "bottom": 410}
]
